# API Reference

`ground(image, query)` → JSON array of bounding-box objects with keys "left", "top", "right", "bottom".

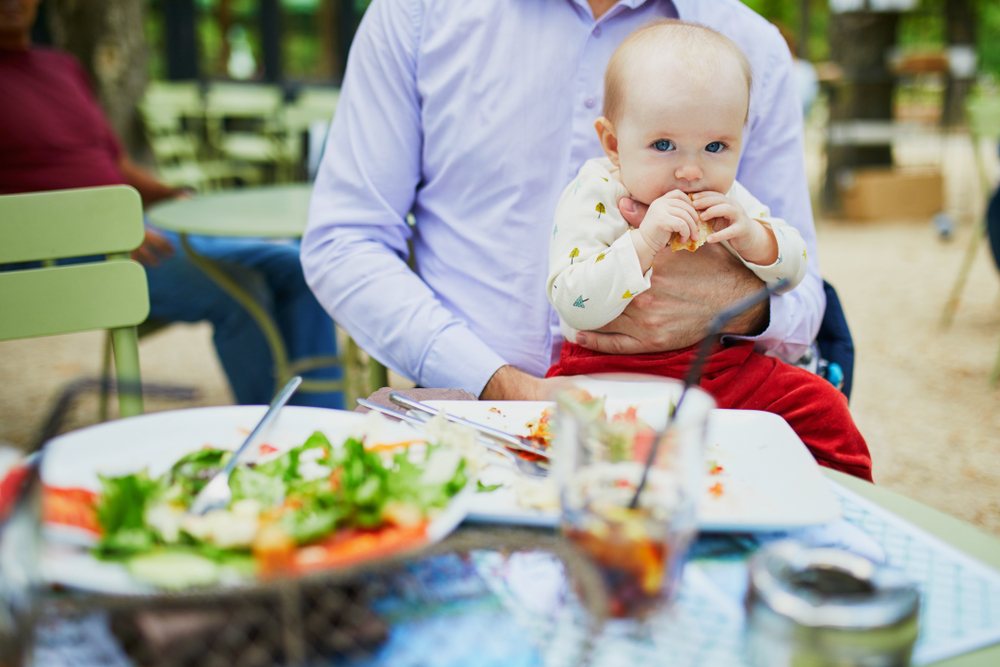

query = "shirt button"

[
  {"left": 593, "top": 26, "right": 602, "bottom": 37},
  {"left": 584, "top": 97, "right": 597, "bottom": 109}
]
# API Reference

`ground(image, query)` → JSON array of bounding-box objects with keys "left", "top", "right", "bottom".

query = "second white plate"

[{"left": 426, "top": 400, "right": 840, "bottom": 532}]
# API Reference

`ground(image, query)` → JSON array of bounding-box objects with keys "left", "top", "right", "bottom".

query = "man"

[
  {"left": 303, "top": 0, "right": 824, "bottom": 400},
  {"left": 0, "top": 0, "right": 342, "bottom": 408}
]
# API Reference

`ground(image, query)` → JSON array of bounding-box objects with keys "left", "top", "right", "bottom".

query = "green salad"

[{"left": 91, "top": 429, "right": 469, "bottom": 588}]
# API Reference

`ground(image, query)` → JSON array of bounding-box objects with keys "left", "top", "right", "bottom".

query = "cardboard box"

[{"left": 840, "top": 167, "right": 944, "bottom": 221}]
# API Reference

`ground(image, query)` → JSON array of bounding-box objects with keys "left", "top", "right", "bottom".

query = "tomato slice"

[
  {"left": 290, "top": 522, "right": 429, "bottom": 574},
  {"left": 258, "top": 443, "right": 280, "bottom": 456},
  {"left": 42, "top": 485, "right": 101, "bottom": 535}
]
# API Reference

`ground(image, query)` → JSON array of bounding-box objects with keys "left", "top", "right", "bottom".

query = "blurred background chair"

[
  {"left": 0, "top": 186, "right": 150, "bottom": 417},
  {"left": 204, "top": 82, "right": 286, "bottom": 183},
  {"left": 281, "top": 86, "right": 339, "bottom": 182},
  {"left": 140, "top": 82, "right": 239, "bottom": 192},
  {"left": 939, "top": 88, "right": 1000, "bottom": 385}
]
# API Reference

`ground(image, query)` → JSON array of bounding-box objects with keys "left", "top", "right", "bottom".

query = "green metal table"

[
  {"left": 825, "top": 468, "right": 1000, "bottom": 666},
  {"left": 146, "top": 184, "right": 377, "bottom": 400}
]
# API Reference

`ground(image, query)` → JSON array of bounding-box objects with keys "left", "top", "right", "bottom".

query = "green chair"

[
  {"left": 140, "top": 81, "right": 252, "bottom": 191},
  {"left": 280, "top": 87, "right": 340, "bottom": 181},
  {"left": 204, "top": 83, "right": 286, "bottom": 181},
  {"left": 940, "top": 90, "right": 1000, "bottom": 385},
  {"left": 0, "top": 186, "right": 150, "bottom": 417}
]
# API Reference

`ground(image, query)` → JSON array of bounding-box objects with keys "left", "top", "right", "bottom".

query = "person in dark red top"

[{"left": 0, "top": 0, "right": 342, "bottom": 407}]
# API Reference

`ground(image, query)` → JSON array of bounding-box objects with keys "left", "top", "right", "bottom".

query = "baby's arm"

[
  {"left": 547, "top": 167, "right": 653, "bottom": 331},
  {"left": 692, "top": 183, "right": 806, "bottom": 294}
]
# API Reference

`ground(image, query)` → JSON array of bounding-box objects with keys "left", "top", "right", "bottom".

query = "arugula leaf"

[
  {"left": 95, "top": 471, "right": 163, "bottom": 556},
  {"left": 280, "top": 506, "right": 344, "bottom": 543},
  {"left": 476, "top": 480, "right": 503, "bottom": 493},
  {"left": 255, "top": 430, "right": 333, "bottom": 482},
  {"left": 230, "top": 466, "right": 285, "bottom": 507},
  {"left": 166, "top": 448, "right": 227, "bottom": 499}
]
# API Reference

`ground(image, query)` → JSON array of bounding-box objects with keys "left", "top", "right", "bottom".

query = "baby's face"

[{"left": 608, "top": 65, "right": 748, "bottom": 205}]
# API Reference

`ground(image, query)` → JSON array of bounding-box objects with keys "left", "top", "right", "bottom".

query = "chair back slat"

[
  {"left": 0, "top": 186, "right": 144, "bottom": 263},
  {"left": 0, "top": 261, "right": 150, "bottom": 340}
]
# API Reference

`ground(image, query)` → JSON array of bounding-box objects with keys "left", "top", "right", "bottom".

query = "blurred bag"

[
  {"left": 817, "top": 281, "right": 855, "bottom": 401},
  {"left": 987, "top": 184, "right": 1000, "bottom": 273}
]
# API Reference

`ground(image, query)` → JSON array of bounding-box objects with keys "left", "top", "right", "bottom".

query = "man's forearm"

[
  {"left": 718, "top": 266, "right": 768, "bottom": 336},
  {"left": 119, "top": 157, "right": 180, "bottom": 207}
]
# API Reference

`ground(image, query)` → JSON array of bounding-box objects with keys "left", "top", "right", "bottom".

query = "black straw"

[{"left": 628, "top": 279, "right": 790, "bottom": 509}]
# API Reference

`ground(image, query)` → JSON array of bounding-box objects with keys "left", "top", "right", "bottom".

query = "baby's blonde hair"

[{"left": 603, "top": 19, "right": 753, "bottom": 124}]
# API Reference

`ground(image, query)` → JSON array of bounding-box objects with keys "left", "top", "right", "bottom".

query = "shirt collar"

[{"left": 567, "top": 0, "right": 676, "bottom": 16}]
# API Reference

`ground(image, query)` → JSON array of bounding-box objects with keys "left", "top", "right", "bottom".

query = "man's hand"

[
  {"left": 571, "top": 197, "right": 769, "bottom": 355},
  {"left": 131, "top": 228, "right": 174, "bottom": 267},
  {"left": 480, "top": 365, "right": 570, "bottom": 401}
]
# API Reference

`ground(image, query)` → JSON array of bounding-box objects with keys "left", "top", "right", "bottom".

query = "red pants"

[{"left": 547, "top": 341, "right": 873, "bottom": 481}]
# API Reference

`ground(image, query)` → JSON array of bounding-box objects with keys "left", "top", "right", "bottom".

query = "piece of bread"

[{"left": 668, "top": 220, "right": 713, "bottom": 252}]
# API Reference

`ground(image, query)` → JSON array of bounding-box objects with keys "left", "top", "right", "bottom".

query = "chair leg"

[
  {"left": 110, "top": 326, "right": 144, "bottom": 417},
  {"left": 991, "top": 338, "right": 1000, "bottom": 388},
  {"left": 99, "top": 331, "right": 114, "bottom": 421},
  {"left": 369, "top": 359, "right": 389, "bottom": 395},
  {"left": 941, "top": 217, "right": 986, "bottom": 328}
]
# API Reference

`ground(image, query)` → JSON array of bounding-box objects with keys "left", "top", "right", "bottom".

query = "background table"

[
  {"left": 149, "top": 184, "right": 311, "bottom": 238},
  {"left": 147, "top": 184, "right": 386, "bottom": 403}
]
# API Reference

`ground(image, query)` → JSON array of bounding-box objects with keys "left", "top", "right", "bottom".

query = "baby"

[{"left": 546, "top": 20, "right": 872, "bottom": 481}]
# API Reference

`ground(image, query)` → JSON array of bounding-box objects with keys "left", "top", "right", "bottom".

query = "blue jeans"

[{"left": 146, "top": 229, "right": 343, "bottom": 408}]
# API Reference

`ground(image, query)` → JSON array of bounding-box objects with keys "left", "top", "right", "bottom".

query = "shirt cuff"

[
  {"left": 721, "top": 292, "right": 809, "bottom": 364},
  {"left": 419, "top": 323, "right": 509, "bottom": 397}
]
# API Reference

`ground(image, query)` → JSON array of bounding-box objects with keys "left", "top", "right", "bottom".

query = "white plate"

[
  {"left": 426, "top": 400, "right": 841, "bottom": 532},
  {"left": 40, "top": 406, "right": 470, "bottom": 594}
]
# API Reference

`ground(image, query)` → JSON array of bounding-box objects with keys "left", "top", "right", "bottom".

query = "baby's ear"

[{"left": 594, "top": 117, "right": 620, "bottom": 166}]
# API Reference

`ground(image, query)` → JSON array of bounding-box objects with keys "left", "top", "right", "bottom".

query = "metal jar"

[{"left": 745, "top": 541, "right": 920, "bottom": 667}]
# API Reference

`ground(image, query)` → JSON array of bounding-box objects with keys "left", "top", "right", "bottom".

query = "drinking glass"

[{"left": 552, "top": 375, "right": 713, "bottom": 621}]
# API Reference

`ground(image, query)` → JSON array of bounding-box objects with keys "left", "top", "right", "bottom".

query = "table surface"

[
  {"left": 372, "top": 389, "right": 1000, "bottom": 666},
  {"left": 146, "top": 183, "right": 312, "bottom": 238}
]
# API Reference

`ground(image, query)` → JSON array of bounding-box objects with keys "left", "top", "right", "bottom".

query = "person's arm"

[
  {"left": 118, "top": 157, "right": 185, "bottom": 207},
  {"left": 547, "top": 166, "right": 651, "bottom": 331},
  {"left": 701, "top": 183, "right": 808, "bottom": 295},
  {"left": 302, "top": 0, "right": 541, "bottom": 399},
  {"left": 117, "top": 156, "right": 183, "bottom": 266},
  {"left": 730, "top": 31, "right": 825, "bottom": 362}
]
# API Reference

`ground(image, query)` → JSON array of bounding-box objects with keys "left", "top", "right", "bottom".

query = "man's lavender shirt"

[{"left": 303, "top": 0, "right": 825, "bottom": 395}]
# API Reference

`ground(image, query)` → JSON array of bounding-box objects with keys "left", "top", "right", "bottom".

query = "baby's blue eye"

[
  {"left": 652, "top": 139, "right": 674, "bottom": 152},
  {"left": 705, "top": 141, "right": 726, "bottom": 153}
]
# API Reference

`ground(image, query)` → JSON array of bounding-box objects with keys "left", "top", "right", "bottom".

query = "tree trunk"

[
  {"left": 46, "top": 0, "right": 150, "bottom": 161},
  {"left": 823, "top": 10, "right": 899, "bottom": 212},
  {"left": 942, "top": 0, "right": 976, "bottom": 127}
]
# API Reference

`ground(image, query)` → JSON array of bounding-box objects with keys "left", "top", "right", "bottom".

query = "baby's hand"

[
  {"left": 638, "top": 190, "right": 700, "bottom": 251},
  {"left": 691, "top": 191, "right": 777, "bottom": 265}
]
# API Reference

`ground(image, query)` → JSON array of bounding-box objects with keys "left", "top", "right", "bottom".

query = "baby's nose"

[{"left": 674, "top": 164, "right": 703, "bottom": 182}]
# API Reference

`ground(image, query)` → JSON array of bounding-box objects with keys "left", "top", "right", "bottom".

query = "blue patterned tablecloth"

[{"left": 33, "top": 483, "right": 1000, "bottom": 667}]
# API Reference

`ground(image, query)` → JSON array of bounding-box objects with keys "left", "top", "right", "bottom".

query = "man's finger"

[
  {"left": 575, "top": 330, "right": 644, "bottom": 355},
  {"left": 618, "top": 197, "right": 649, "bottom": 229}
]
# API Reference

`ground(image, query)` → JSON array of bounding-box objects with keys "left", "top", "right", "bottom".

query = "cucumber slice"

[{"left": 127, "top": 551, "right": 221, "bottom": 589}]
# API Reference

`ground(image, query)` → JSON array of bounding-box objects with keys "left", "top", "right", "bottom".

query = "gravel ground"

[{"left": 2, "top": 133, "right": 998, "bottom": 536}]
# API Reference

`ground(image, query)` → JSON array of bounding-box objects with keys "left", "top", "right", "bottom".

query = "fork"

[
  {"left": 189, "top": 375, "right": 303, "bottom": 515},
  {"left": 387, "top": 391, "right": 551, "bottom": 460},
  {"left": 356, "top": 399, "right": 549, "bottom": 478}
]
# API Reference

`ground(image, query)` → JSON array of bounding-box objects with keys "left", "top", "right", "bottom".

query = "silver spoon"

[{"left": 189, "top": 375, "right": 303, "bottom": 515}]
